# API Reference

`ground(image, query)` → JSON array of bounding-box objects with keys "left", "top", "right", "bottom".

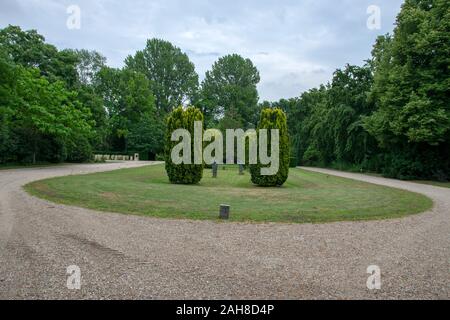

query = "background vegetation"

[{"left": 1, "top": 0, "right": 449, "bottom": 181}]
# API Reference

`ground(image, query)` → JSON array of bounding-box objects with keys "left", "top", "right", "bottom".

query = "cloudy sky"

[{"left": 1, "top": 0, "right": 403, "bottom": 101}]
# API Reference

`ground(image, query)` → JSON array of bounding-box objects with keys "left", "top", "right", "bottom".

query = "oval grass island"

[{"left": 24, "top": 164, "right": 432, "bottom": 223}]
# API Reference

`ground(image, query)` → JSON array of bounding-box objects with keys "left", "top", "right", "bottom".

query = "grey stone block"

[{"left": 219, "top": 204, "right": 230, "bottom": 219}]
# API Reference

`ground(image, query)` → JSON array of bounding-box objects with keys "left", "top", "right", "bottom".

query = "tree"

[
  {"left": 0, "top": 51, "right": 17, "bottom": 163},
  {"left": 128, "top": 112, "right": 165, "bottom": 159},
  {"left": 72, "top": 49, "right": 106, "bottom": 85},
  {"left": 199, "top": 54, "right": 260, "bottom": 128},
  {"left": 364, "top": 0, "right": 450, "bottom": 179},
  {"left": 10, "top": 67, "right": 94, "bottom": 163},
  {"left": 282, "top": 62, "right": 378, "bottom": 171},
  {"left": 76, "top": 84, "right": 108, "bottom": 150},
  {"left": 164, "top": 107, "right": 204, "bottom": 184},
  {"left": 280, "top": 85, "right": 331, "bottom": 166},
  {"left": 125, "top": 39, "right": 198, "bottom": 114},
  {"left": 250, "top": 108, "right": 289, "bottom": 186},
  {"left": 95, "top": 66, "right": 161, "bottom": 155},
  {"left": 326, "top": 64, "right": 376, "bottom": 164},
  {"left": 0, "top": 25, "right": 79, "bottom": 88}
]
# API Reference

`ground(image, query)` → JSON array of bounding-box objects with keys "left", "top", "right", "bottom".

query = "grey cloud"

[{"left": 0, "top": 0, "right": 404, "bottom": 101}]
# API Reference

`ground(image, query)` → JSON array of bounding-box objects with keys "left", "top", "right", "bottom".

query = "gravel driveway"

[{"left": 0, "top": 163, "right": 449, "bottom": 299}]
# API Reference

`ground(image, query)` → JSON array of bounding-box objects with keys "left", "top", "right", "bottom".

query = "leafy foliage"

[
  {"left": 1, "top": 0, "right": 449, "bottom": 184},
  {"left": 250, "top": 108, "right": 289, "bottom": 186},
  {"left": 363, "top": 0, "right": 450, "bottom": 179},
  {"left": 71, "top": 49, "right": 106, "bottom": 85},
  {"left": 125, "top": 39, "right": 199, "bottom": 114},
  {"left": 0, "top": 25, "right": 79, "bottom": 88},
  {"left": 0, "top": 56, "right": 94, "bottom": 163},
  {"left": 199, "top": 54, "right": 260, "bottom": 128},
  {"left": 164, "top": 107, "right": 204, "bottom": 184},
  {"left": 94, "top": 66, "right": 162, "bottom": 155}
]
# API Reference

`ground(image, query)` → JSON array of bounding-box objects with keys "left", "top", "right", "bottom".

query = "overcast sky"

[{"left": 1, "top": 0, "right": 403, "bottom": 101}]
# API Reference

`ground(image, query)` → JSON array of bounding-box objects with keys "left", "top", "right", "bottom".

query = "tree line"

[
  {"left": 0, "top": 25, "right": 261, "bottom": 164},
  {"left": 264, "top": 0, "right": 449, "bottom": 180},
  {"left": 0, "top": 0, "right": 448, "bottom": 180}
]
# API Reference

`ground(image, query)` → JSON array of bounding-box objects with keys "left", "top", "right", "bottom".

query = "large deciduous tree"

[
  {"left": 7, "top": 66, "right": 94, "bottom": 163},
  {"left": 364, "top": 0, "right": 450, "bottom": 179},
  {"left": 284, "top": 64, "right": 376, "bottom": 169},
  {"left": 95, "top": 66, "right": 161, "bottom": 155},
  {"left": 199, "top": 54, "right": 260, "bottom": 129},
  {"left": 72, "top": 49, "right": 107, "bottom": 85},
  {"left": 125, "top": 39, "right": 199, "bottom": 114},
  {"left": 0, "top": 25, "right": 79, "bottom": 88}
]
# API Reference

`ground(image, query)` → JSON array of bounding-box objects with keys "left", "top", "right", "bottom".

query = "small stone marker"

[
  {"left": 212, "top": 161, "right": 218, "bottom": 178},
  {"left": 219, "top": 204, "right": 230, "bottom": 219},
  {"left": 239, "top": 163, "right": 244, "bottom": 175},
  {"left": 134, "top": 153, "right": 139, "bottom": 161}
]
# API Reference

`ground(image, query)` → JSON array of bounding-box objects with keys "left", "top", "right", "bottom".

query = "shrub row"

[{"left": 164, "top": 106, "right": 290, "bottom": 186}]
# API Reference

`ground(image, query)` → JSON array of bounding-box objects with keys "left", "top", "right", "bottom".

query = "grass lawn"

[
  {"left": 25, "top": 164, "right": 433, "bottom": 223},
  {"left": 411, "top": 180, "right": 450, "bottom": 188},
  {"left": 309, "top": 165, "right": 450, "bottom": 189}
]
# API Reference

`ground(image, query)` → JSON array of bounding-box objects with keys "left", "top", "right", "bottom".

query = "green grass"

[
  {"left": 309, "top": 164, "right": 450, "bottom": 189},
  {"left": 24, "top": 164, "right": 433, "bottom": 223},
  {"left": 411, "top": 180, "right": 450, "bottom": 188}
]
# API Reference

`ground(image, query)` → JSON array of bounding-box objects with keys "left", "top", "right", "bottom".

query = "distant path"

[{"left": 0, "top": 163, "right": 448, "bottom": 299}]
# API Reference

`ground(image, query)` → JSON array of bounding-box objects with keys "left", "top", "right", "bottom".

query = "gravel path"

[{"left": 0, "top": 163, "right": 448, "bottom": 299}]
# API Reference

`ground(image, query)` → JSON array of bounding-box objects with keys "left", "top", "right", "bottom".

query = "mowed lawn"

[
  {"left": 411, "top": 180, "right": 450, "bottom": 189},
  {"left": 25, "top": 164, "right": 433, "bottom": 223}
]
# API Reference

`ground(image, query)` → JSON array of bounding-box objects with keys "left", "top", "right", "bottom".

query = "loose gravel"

[{"left": 0, "top": 163, "right": 448, "bottom": 299}]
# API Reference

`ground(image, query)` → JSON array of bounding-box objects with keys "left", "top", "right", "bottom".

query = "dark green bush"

[
  {"left": 164, "top": 106, "right": 204, "bottom": 184},
  {"left": 250, "top": 108, "right": 289, "bottom": 186},
  {"left": 66, "top": 136, "right": 93, "bottom": 163},
  {"left": 289, "top": 154, "right": 298, "bottom": 168},
  {"left": 39, "top": 135, "right": 67, "bottom": 163},
  {"left": 381, "top": 146, "right": 450, "bottom": 181}
]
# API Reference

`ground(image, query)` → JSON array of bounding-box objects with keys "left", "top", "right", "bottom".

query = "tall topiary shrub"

[
  {"left": 203, "top": 128, "right": 222, "bottom": 168},
  {"left": 164, "top": 106, "right": 204, "bottom": 184},
  {"left": 250, "top": 108, "right": 289, "bottom": 186}
]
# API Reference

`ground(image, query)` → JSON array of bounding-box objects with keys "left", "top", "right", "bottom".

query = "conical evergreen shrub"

[
  {"left": 250, "top": 108, "right": 289, "bottom": 186},
  {"left": 164, "top": 106, "right": 204, "bottom": 184}
]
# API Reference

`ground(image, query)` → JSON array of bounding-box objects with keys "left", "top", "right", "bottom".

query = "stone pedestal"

[
  {"left": 219, "top": 204, "right": 230, "bottom": 219},
  {"left": 212, "top": 161, "right": 218, "bottom": 178}
]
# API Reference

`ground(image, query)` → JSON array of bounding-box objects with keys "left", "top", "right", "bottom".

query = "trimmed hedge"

[
  {"left": 164, "top": 106, "right": 204, "bottom": 184},
  {"left": 250, "top": 108, "right": 289, "bottom": 186}
]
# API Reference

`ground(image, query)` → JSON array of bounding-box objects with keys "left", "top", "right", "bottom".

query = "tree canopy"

[
  {"left": 125, "top": 39, "right": 199, "bottom": 115},
  {"left": 1, "top": 0, "right": 448, "bottom": 181},
  {"left": 199, "top": 54, "right": 260, "bottom": 129}
]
